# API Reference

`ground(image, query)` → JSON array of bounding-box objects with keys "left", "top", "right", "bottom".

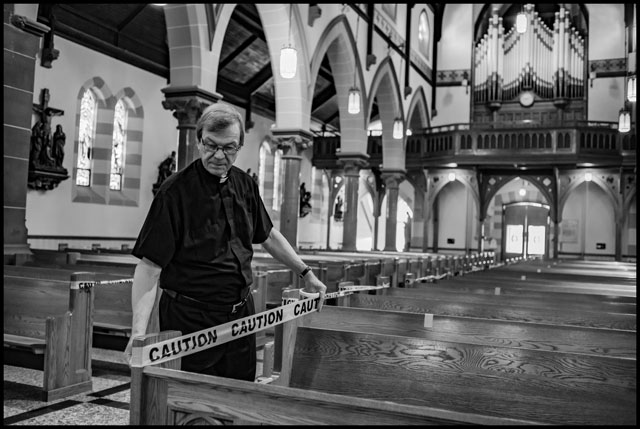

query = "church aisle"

[{"left": 4, "top": 347, "right": 266, "bottom": 425}]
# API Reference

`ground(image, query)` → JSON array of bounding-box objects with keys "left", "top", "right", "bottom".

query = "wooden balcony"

[{"left": 312, "top": 122, "right": 636, "bottom": 170}]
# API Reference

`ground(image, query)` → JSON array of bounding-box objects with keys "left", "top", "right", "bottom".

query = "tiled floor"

[{"left": 4, "top": 346, "right": 267, "bottom": 425}]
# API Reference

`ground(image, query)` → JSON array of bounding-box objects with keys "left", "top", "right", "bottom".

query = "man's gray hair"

[{"left": 196, "top": 103, "right": 245, "bottom": 146}]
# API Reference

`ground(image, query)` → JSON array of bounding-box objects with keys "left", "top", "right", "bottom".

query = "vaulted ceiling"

[{"left": 37, "top": 4, "right": 384, "bottom": 135}]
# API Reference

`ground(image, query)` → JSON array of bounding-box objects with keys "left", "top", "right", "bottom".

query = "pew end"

[{"left": 130, "top": 330, "right": 182, "bottom": 425}]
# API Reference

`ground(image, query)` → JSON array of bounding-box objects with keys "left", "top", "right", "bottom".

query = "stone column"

[
  {"left": 271, "top": 128, "right": 314, "bottom": 249},
  {"left": 336, "top": 154, "right": 368, "bottom": 251},
  {"left": 4, "top": 8, "right": 50, "bottom": 261},
  {"left": 421, "top": 170, "right": 431, "bottom": 252},
  {"left": 161, "top": 86, "right": 221, "bottom": 171},
  {"left": 381, "top": 170, "right": 405, "bottom": 252}
]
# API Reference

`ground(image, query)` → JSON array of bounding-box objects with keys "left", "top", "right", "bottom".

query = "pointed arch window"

[
  {"left": 110, "top": 99, "right": 128, "bottom": 190},
  {"left": 272, "top": 148, "right": 283, "bottom": 211},
  {"left": 418, "top": 11, "right": 430, "bottom": 61},
  {"left": 76, "top": 89, "right": 97, "bottom": 186}
]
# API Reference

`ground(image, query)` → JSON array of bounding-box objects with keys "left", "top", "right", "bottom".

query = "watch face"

[{"left": 519, "top": 91, "right": 534, "bottom": 107}]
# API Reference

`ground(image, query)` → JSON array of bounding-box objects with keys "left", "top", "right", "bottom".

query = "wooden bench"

[
  {"left": 416, "top": 275, "right": 637, "bottom": 303},
  {"left": 345, "top": 292, "right": 636, "bottom": 330},
  {"left": 278, "top": 304, "right": 636, "bottom": 360},
  {"left": 4, "top": 273, "right": 95, "bottom": 401},
  {"left": 268, "top": 290, "right": 636, "bottom": 425},
  {"left": 129, "top": 331, "right": 538, "bottom": 425},
  {"left": 6, "top": 263, "right": 267, "bottom": 351},
  {"left": 433, "top": 269, "right": 637, "bottom": 297},
  {"left": 380, "top": 285, "right": 636, "bottom": 315},
  {"left": 278, "top": 322, "right": 635, "bottom": 425}
]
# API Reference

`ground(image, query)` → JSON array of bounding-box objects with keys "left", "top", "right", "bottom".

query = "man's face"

[{"left": 198, "top": 122, "right": 241, "bottom": 177}]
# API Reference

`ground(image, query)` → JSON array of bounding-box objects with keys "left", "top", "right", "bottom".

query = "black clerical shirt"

[{"left": 132, "top": 160, "right": 273, "bottom": 305}]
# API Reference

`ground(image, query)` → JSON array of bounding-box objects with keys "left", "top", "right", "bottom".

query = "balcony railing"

[{"left": 313, "top": 122, "right": 636, "bottom": 169}]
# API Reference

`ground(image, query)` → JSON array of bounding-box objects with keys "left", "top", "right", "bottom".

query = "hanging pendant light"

[
  {"left": 627, "top": 75, "right": 636, "bottom": 102},
  {"left": 618, "top": 107, "right": 631, "bottom": 133},
  {"left": 348, "top": 87, "right": 361, "bottom": 114},
  {"left": 516, "top": 5, "right": 527, "bottom": 34},
  {"left": 280, "top": 5, "right": 297, "bottom": 79},
  {"left": 393, "top": 117, "right": 403, "bottom": 139},
  {"left": 348, "top": 14, "right": 361, "bottom": 114}
]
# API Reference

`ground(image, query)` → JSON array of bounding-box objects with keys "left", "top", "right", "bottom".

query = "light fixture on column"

[
  {"left": 461, "top": 71, "right": 469, "bottom": 94},
  {"left": 348, "top": 14, "right": 361, "bottom": 114},
  {"left": 618, "top": 105, "right": 631, "bottom": 133},
  {"left": 393, "top": 117, "right": 404, "bottom": 139},
  {"left": 516, "top": 5, "right": 527, "bottom": 34},
  {"left": 628, "top": 75, "right": 636, "bottom": 102},
  {"left": 280, "top": 5, "right": 297, "bottom": 79}
]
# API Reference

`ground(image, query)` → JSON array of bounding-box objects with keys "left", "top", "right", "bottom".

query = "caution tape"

[
  {"left": 132, "top": 283, "right": 387, "bottom": 368},
  {"left": 71, "top": 278, "right": 134, "bottom": 289}
]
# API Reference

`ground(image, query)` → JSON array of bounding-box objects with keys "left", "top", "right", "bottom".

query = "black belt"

[{"left": 163, "top": 287, "right": 251, "bottom": 314}]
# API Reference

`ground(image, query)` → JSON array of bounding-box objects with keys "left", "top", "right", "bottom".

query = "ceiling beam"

[
  {"left": 311, "top": 85, "right": 336, "bottom": 112},
  {"left": 219, "top": 34, "right": 258, "bottom": 69},
  {"left": 246, "top": 63, "right": 273, "bottom": 94},
  {"left": 117, "top": 4, "right": 148, "bottom": 32},
  {"left": 232, "top": 7, "right": 265, "bottom": 40}
]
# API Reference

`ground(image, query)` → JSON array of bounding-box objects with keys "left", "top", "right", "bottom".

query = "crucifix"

[{"left": 31, "top": 88, "right": 64, "bottom": 169}]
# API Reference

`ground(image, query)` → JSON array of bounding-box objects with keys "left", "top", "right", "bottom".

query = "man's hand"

[{"left": 301, "top": 274, "right": 327, "bottom": 312}]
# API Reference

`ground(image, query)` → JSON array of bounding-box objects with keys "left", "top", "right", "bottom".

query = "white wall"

[{"left": 27, "top": 36, "right": 273, "bottom": 247}]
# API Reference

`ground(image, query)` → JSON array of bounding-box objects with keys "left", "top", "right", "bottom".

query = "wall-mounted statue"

[
  {"left": 28, "top": 88, "right": 69, "bottom": 190},
  {"left": 299, "top": 182, "right": 312, "bottom": 217},
  {"left": 152, "top": 151, "right": 177, "bottom": 195}
]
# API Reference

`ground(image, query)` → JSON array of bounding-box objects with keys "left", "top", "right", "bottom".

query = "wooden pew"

[
  {"left": 345, "top": 293, "right": 636, "bottom": 331},
  {"left": 379, "top": 286, "right": 636, "bottom": 315},
  {"left": 433, "top": 269, "right": 637, "bottom": 297},
  {"left": 5, "top": 264, "right": 266, "bottom": 351},
  {"left": 129, "top": 331, "right": 539, "bottom": 425},
  {"left": 4, "top": 273, "right": 95, "bottom": 401},
  {"left": 393, "top": 281, "right": 636, "bottom": 307},
  {"left": 281, "top": 305, "right": 636, "bottom": 359},
  {"left": 279, "top": 324, "right": 635, "bottom": 425}
]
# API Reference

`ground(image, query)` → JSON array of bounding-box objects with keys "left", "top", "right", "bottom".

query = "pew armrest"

[{"left": 4, "top": 333, "right": 46, "bottom": 354}]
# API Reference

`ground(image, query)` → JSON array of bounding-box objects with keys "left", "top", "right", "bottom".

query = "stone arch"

[
  {"left": 308, "top": 14, "right": 367, "bottom": 153},
  {"left": 427, "top": 170, "right": 480, "bottom": 222},
  {"left": 482, "top": 174, "right": 553, "bottom": 221},
  {"left": 405, "top": 86, "right": 430, "bottom": 131},
  {"left": 367, "top": 56, "right": 405, "bottom": 170},
  {"left": 558, "top": 173, "right": 621, "bottom": 223},
  {"left": 163, "top": 4, "right": 216, "bottom": 92}
]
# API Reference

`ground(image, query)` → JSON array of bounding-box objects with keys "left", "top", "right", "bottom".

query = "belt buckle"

[{"left": 231, "top": 299, "right": 245, "bottom": 314}]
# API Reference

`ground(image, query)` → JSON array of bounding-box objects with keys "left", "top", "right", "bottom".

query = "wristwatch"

[{"left": 299, "top": 266, "right": 312, "bottom": 278}]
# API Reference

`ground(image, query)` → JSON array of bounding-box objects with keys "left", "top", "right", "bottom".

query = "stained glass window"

[
  {"left": 272, "top": 148, "right": 283, "bottom": 211},
  {"left": 418, "top": 11, "right": 430, "bottom": 60},
  {"left": 76, "top": 89, "right": 96, "bottom": 186},
  {"left": 110, "top": 99, "right": 128, "bottom": 190}
]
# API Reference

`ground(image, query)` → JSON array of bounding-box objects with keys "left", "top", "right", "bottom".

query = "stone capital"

[
  {"left": 161, "top": 86, "right": 222, "bottom": 125},
  {"left": 380, "top": 168, "right": 406, "bottom": 189},
  {"left": 270, "top": 128, "right": 314, "bottom": 155},
  {"left": 336, "top": 153, "right": 369, "bottom": 176}
]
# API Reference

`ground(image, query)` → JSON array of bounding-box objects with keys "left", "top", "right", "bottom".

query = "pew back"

[{"left": 3, "top": 273, "right": 94, "bottom": 401}]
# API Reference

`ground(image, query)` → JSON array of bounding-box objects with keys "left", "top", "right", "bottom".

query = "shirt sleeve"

[
  {"left": 251, "top": 180, "right": 273, "bottom": 244},
  {"left": 132, "top": 191, "right": 178, "bottom": 268}
]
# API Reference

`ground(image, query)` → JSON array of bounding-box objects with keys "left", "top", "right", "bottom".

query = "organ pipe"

[{"left": 474, "top": 4, "right": 584, "bottom": 103}]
